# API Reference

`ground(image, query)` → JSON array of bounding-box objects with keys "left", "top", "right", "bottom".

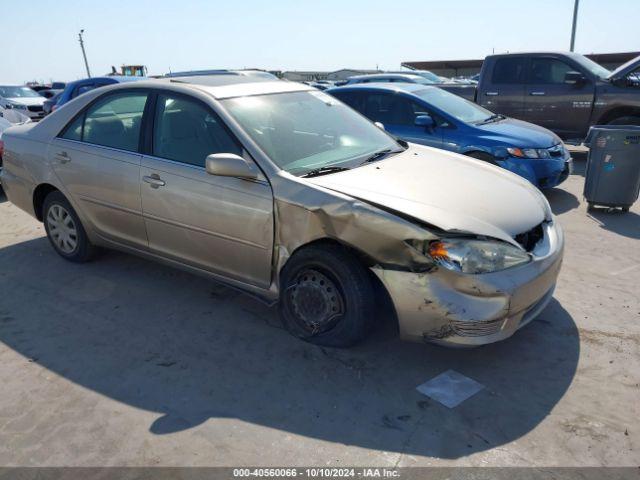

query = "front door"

[
  {"left": 140, "top": 92, "right": 274, "bottom": 288},
  {"left": 50, "top": 90, "right": 149, "bottom": 248},
  {"left": 362, "top": 92, "right": 443, "bottom": 148},
  {"left": 524, "top": 56, "right": 594, "bottom": 139}
]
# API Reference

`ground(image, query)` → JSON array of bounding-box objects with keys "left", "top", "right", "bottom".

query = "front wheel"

[
  {"left": 607, "top": 116, "right": 640, "bottom": 126},
  {"left": 279, "top": 244, "right": 375, "bottom": 348},
  {"left": 43, "top": 191, "right": 95, "bottom": 262}
]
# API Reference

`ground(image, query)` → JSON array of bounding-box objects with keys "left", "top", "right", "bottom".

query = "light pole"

[
  {"left": 78, "top": 29, "right": 92, "bottom": 77},
  {"left": 570, "top": 0, "right": 580, "bottom": 52}
]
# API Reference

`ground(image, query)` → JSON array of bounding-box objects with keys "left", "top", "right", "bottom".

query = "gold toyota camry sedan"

[{"left": 0, "top": 76, "right": 563, "bottom": 348}]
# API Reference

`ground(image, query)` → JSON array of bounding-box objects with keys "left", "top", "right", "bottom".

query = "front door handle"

[
  {"left": 485, "top": 91, "right": 499, "bottom": 96},
  {"left": 529, "top": 91, "right": 546, "bottom": 96},
  {"left": 55, "top": 151, "right": 70, "bottom": 164},
  {"left": 143, "top": 174, "right": 166, "bottom": 188}
]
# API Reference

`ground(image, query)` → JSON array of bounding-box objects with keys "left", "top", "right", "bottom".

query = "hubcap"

[
  {"left": 46, "top": 204, "right": 78, "bottom": 254},
  {"left": 288, "top": 269, "right": 344, "bottom": 334}
]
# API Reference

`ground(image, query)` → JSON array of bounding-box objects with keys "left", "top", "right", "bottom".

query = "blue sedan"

[
  {"left": 327, "top": 83, "right": 572, "bottom": 189},
  {"left": 52, "top": 76, "right": 143, "bottom": 113}
]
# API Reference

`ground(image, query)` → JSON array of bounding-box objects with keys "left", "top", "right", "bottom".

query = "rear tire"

[
  {"left": 43, "top": 191, "right": 95, "bottom": 263},
  {"left": 279, "top": 244, "right": 375, "bottom": 348},
  {"left": 607, "top": 116, "right": 640, "bottom": 126}
]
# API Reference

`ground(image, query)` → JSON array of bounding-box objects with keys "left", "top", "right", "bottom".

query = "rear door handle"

[
  {"left": 529, "top": 91, "right": 546, "bottom": 96},
  {"left": 143, "top": 175, "right": 166, "bottom": 188},
  {"left": 55, "top": 151, "right": 70, "bottom": 164},
  {"left": 485, "top": 91, "right": 499, "bottom": 96}
]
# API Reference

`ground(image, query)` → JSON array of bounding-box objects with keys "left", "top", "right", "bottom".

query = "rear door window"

[
  {"left": 61, "top": 91, "right": 148, "bottom": 152},
  {"left": 72, "top": 84, "right": 95, "bottom": 99},
  {"left": 492, "top": 58, "right": 527, "bottom": 84}
]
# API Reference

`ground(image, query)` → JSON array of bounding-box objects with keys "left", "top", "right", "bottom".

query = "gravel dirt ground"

[{"left": 0, "top": 154, "right": 638, "bottom": 467}]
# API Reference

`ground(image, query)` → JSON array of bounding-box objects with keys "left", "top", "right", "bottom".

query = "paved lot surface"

[{"left": 0, "top": 155, "right": 638, "bottom": 466}]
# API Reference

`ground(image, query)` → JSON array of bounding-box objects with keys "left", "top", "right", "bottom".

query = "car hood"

[
  {"left": 306, "top": 144, "right": 551, "bottom": 245},
  {"left": 472, "top": 117, "right": 560, "bottom": 148},
  {"left": 6, "top": 96, "right": 45, "bottom": 106},
  {"left": 608, "top": 54, "right": 640, "bottom": 81},
  {"left": 0, "top": 107, "right": 31, "bottom": 124}
]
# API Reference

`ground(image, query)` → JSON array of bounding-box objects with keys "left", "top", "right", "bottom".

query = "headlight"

[
  {"left": 507, "top": 147, "right": 550, "bottom": 159},
  {"left": 8, "top": 103, "right": 27, "bottom": 110},
  {"left": 426, "top": 238, "right": 531, "bottom": 274}
]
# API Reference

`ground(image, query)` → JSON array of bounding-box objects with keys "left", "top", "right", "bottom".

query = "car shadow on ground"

[
  {"left": 544, "top": 188, "right": 580, "bottom": 215},
  {"left": 0, "top": 238, "right": 579, "bottom": 460},
  {"left": 587, "top": 208, "right": 640, "bottom": 240}
]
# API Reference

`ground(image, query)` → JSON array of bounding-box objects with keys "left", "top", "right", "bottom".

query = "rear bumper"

[{"left": 372, "top": 220, "right": 564, "bottom": 347}]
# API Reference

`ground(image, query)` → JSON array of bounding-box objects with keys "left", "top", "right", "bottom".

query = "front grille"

[
  {"left": 27, "top": 105, "right": 43, "bottom": 112},
  {"left": 450, "top": 317, "right": 505, "bottom": 337},
  {"left": 514, "top": 223, "right": 544, "bottom": 251}
]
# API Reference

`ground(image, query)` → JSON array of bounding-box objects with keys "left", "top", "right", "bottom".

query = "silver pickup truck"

[{"left": 439, "top": 52, "right": 640, "bottom": 144}]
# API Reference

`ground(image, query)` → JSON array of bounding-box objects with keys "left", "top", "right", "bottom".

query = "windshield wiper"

[
  {"left": 359, "top": 148, "right": 403, "bottom": 166},
  {"left": 301, "top": 166, "right": 350, "bottom": 178},
  {"left": 478, "top": 114, "right": 505, "bottom": 124}
]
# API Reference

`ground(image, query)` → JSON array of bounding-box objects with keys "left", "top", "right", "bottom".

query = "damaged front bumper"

[{"left": 372, "top": 220, "right": 564, "bottom": 346}]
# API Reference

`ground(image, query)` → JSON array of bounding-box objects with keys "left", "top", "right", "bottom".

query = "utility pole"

[
  {"left": 570, "top": 0, "right": 579, "bottom": 52},
  {"left": 78, "top": 29, "right": 92, "bottom": 77}
]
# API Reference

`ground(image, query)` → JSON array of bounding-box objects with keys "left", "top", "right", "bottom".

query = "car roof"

[
  {"left": 348, "top": 73, "right": 425, "bottom": 81},
  {"left": 105, "top": 77, "right": 313, "bottom": 100},
  {"left": 66, "top": 76, "right": 142, "bottom": 88},
  {"left": 329, "top": 82, "right": 436, "bottom": 94}
]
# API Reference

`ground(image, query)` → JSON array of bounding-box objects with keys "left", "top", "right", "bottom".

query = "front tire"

[
  {"left": 43, "top": 191, "right": 95, "bottom": 262},
  {"left": 607, "top": 116, "right": 640, "bottom": 126},
  {"left": 279, "top": 244, "right": 375, "bottom": 348}
]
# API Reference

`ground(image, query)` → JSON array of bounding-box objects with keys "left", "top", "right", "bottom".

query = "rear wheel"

[
  {"left": 279, "top": 244, "right": 375, "bottom": 348},
  {"left": 43, "top": 191, "right": 95, "bottom": 262},
  {"left": 466, "top": 151, "right": 498, "bottom": 165}
]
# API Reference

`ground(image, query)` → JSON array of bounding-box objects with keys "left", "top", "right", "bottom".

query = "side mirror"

[
  {"left": 564, "top": 71, "right": 586, "bottom": 85},
  {"left": 205, "top": 153, "right": 258, "bottom": 179},
  {"left": 415, "top": 114, "right": 435, "bottom": 129},
  {"left": 374, "top": 121, "right": 385, "bottom": 131}
]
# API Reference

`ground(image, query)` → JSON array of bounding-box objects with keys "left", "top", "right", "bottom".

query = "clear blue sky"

[{"left": 2, "top": 0, "right": 639, "bottom": 84}]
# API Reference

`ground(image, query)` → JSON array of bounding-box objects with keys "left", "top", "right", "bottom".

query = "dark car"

[
  {"left": 438, "top": 52, "right": 640, "bottom": 143},
  {"left": 39, "top": 88, "right": 62, "bottom": 99},
  {"left": 43, "top": 91, "right": 62, "bottom": 115},
  {"left": 55, "top": 76, "right": 143, "bottom": 111}
]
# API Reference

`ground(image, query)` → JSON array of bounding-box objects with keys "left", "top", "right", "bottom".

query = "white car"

[{"left": 0, "top": 85, "right": 46, "bottom": 121}]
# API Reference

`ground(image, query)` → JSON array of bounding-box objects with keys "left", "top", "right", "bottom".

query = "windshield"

[
  {"left": 222, "top": 90, "right": 400, "bottom": 175},
  {"left": 571, "top": 55, "right": 611, "bottom": 80},
  {"left": 413, "top": 87, "right": 494, "bottom": 124},
  {"left": 0, "top": 86, "right": 42, "bottom": 98}
]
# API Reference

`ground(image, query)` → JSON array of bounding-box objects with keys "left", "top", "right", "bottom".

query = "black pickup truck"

[{"left": 439, "top": 52, "right": 640, "bottom": 143}]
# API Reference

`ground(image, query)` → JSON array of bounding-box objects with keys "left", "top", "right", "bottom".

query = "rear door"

[
  {"left": 478, "top": 56, "right": 527, "bottom": 118},
  {"left": 524, "top": 56, "right": 594, "bottom": 138},
  {"left": 140, "top": 92, "right": 274, "bottom": 288},
  {"left": 50, "top": 90, "right": 149, "bottom": 248}
]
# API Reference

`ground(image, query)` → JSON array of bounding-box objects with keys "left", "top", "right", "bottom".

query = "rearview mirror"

[
  {"left": 205, "top": 153, "right": 258, "bottom": 179},
  {"left": 564, "top": 71, "right": 586, "bottom": 85},
  {"left": 415, "top": 114, "right": 435, "bottom": 129}
]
